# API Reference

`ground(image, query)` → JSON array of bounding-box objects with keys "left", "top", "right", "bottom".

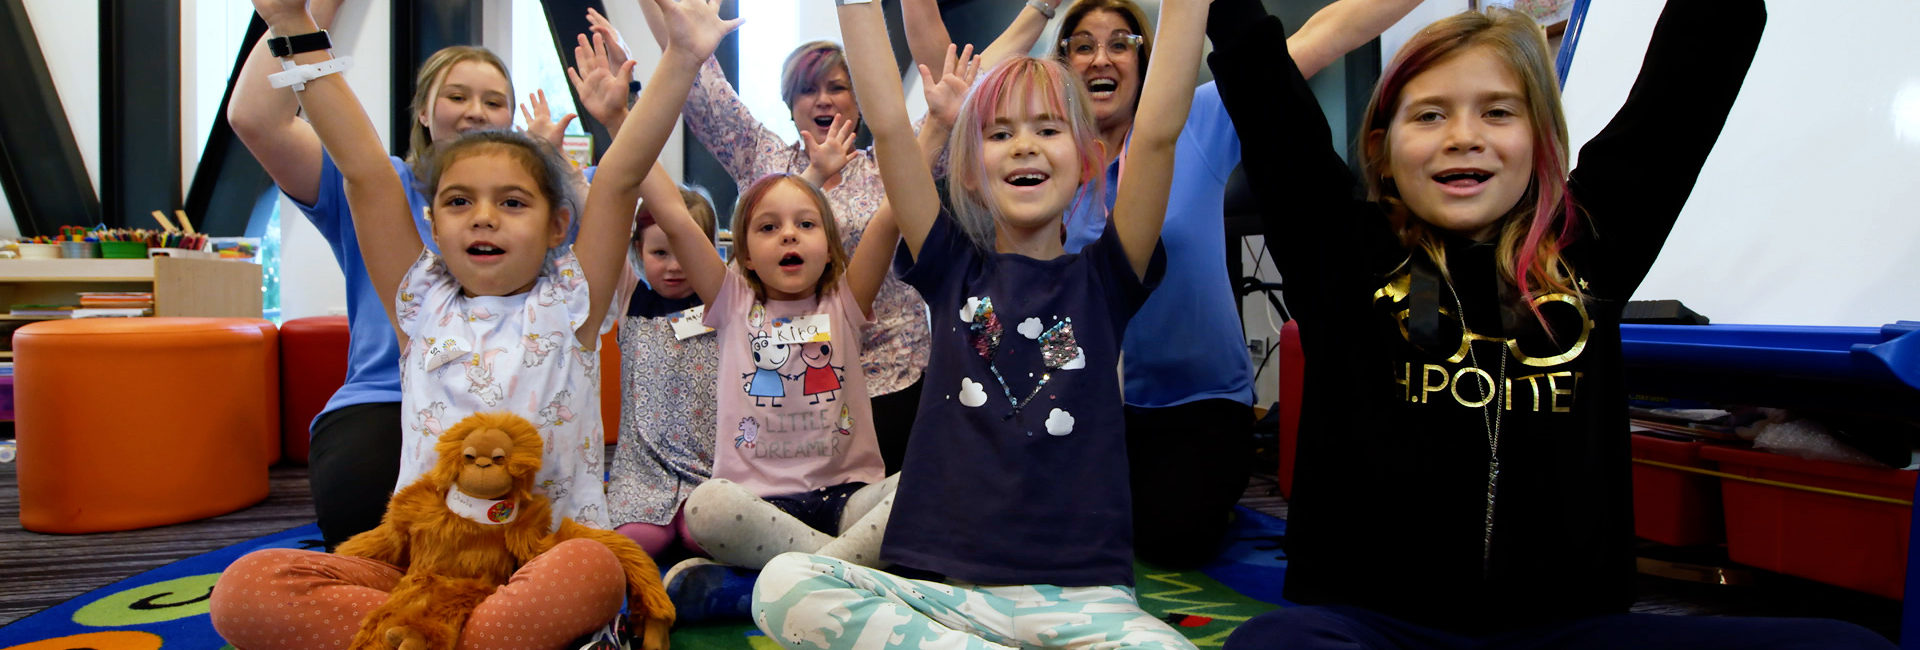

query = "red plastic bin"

[
  {"left": 1630, "top": 433, "right": 1725, "bottom": 546},
  {"left": 1699, "top": 444, "right": 1916, "bottom": 599}
]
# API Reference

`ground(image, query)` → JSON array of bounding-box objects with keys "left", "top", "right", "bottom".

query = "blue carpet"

[{"left": 0, "top": 524, "right": 321, "bottom": 650}]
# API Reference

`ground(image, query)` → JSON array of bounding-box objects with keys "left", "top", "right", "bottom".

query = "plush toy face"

[{"left": 456, "top": 427, "right": 518, "bottom": 500}]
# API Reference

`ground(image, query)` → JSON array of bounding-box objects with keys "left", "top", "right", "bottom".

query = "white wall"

[
  {"left": 10, "top": 0, "right": 101, "bottom": 241},
  {"left": 276, "top": 0, "right": 393, "bottom": 320},
  {"left": 1561, "top": 0, "right": 1920, "bottom": 327}
]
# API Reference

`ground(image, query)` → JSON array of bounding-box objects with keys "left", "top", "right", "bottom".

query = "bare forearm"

[
  {"left": 900, "top": 0, "right": 952, "bottom": 71},
  {"left": 980, "top": 1, "right": 1060, "bottom": 69},
  {"left": 1286, "top": 0, "right": 1422, "bottom": 79},
  {"left": 1130, "top": 1, "right": 1207, "bottom": 149},
  {"left": 837, "top": 0, "right": 939, "bottom": 249}
]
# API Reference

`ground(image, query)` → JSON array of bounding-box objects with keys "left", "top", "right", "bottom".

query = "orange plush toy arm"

[
  {"left": 545, "top": 518, "right": 676, "bottom": 650},
  {"left": 335, "top": 482, "right": 429, "bottom": 567}
]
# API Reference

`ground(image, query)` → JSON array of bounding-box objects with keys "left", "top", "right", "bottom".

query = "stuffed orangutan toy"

[{"left": 334, "top": 412, "right": 674, "bottom": 650}]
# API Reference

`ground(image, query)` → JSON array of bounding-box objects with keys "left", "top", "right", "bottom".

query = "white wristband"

[{"left": 269, "top": 56, "right": 352, "bottom": 91}]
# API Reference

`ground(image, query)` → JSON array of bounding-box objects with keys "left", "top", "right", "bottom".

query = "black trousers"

[
  {"left": 307, "top": 401, "right": 403, "bottom": 549},
  {"left": 870, "top": 379, "right": 923, "bottom": 476},
  {"left": 1128, "top": 398, "right": 1255, "bottom": 568},
  {"left": 1224, "top": 605, "right": 1896, "bottom": 650}
]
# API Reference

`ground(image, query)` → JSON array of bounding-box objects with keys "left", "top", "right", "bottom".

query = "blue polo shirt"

[
  {"left": 293, "top": 152, "right": 437, "bottom": 428},
  {"left": 1063, "top": 82, "right": 1256, "bottom": 409}
]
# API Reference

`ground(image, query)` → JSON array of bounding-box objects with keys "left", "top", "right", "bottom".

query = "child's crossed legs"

[{"left": 752, "top": 552, "right": 1195, "bottom": 650}]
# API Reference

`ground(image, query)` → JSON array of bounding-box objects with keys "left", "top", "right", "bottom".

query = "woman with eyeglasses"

[{"left": 901, "top": 0, "right": 1420, "bottom": 566}]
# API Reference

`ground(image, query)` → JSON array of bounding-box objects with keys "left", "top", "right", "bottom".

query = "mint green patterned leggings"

[{"left": 752, "top": 552, "right": 1196, "bottom": 650}]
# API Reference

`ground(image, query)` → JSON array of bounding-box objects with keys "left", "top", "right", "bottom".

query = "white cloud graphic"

[
  {"left": 1018, "top": 317, "right": 1043, "bottom": 339},
  {"left": 1045, "top": 408, "right": 1075, "bottom": 436},
  {"left": 1060, "top": 347, "right": 1086, "bottom": 370},
  {"left": 958, "top": 377, "right": 988, "bottom": 407},
  {"left": 960, "top": 297, "right": 980, "bottom": 323}
]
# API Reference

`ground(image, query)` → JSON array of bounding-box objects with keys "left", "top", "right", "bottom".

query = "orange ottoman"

[
  {"left": 13, "top": 317, "right": 275, "bottom": 533},
  {"left": 279, "top": 315, "right": 350, "bottom": 465}
]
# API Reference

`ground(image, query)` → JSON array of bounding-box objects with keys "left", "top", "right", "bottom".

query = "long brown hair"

[
  {"left": 406, "top": 46, "right": 514, "bottom": 164},
  {"left": 1359, "top": 7, "right": 1585, "bottom": 318}
]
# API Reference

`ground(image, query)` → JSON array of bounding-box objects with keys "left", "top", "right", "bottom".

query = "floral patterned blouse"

[{"left": 682, "top": 56, "right": 930, "bottom": 397}]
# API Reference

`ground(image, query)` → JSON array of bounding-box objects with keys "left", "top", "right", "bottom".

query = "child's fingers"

[
  {"left": 520, "top": 103, "right": 536, "bottom": 125},
  {"left": 918, "top": 63, "right": 936, "bottom": 89},
  {"left": 555, "top": 113, "right": 577, "bottom": 133}
]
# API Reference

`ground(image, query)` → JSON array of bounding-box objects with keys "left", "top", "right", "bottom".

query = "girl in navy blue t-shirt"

[{"left": 746, "top": 1, "right": 1210, "bottom": 648}]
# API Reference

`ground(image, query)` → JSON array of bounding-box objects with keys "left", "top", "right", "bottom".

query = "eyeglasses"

[{"left": 1059, "top": 33, "right": 1143, "bottom": 61}]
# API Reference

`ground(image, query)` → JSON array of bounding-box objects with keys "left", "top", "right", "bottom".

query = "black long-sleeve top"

[{"left": 1208, "top": 0, "right": 1764, "bottom": 635}]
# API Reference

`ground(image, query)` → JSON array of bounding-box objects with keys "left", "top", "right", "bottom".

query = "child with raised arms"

[
  {"left": 1209, "top": 0, "right": 1892, "bottom": 647},
  {"left": 747, "top": 0, "right": 1211, "bottom": 647}
]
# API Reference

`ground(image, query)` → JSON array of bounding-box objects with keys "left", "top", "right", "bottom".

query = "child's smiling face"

[
  {"left": 979, "top": 98, "right": 1084, "bottom": 240},
  {"left": 430, "top": 149, "right": 567, "bottom": 297},
  {"left": 741, "top": 180, "right": 832, "bottom": 301},
  {"left": 1380, "top": 45, "right": 1536, "bottom": 241}
]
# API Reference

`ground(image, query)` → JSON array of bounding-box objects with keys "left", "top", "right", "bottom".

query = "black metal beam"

[
  {"left": 183, "top": 14, "right": 279, "bottom": 237},
  {"left": 535, "top": 0, "right": 614, "bottom": 161},
  {"left": 100, "top": 0, "right": 182, "bottom": 231},
  {"left": 0, "top": 0, "right": 103, "bottom": 237},
  {"left": 391, "top": 0, "right": 483, "bottom": 159},
  {"left": 683, "top": 0, "right": 740, "bottom": 228}
]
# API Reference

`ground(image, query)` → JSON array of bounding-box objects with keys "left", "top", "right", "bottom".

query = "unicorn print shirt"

[
  {"left": 704, "top": 270, "right": 883, "bottom": 498},
  {"left": 394, "top": 246, "right": 610, "bottom": 530}
]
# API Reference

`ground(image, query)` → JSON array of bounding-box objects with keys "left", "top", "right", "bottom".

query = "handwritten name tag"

[
  {"left": 669, "top": 305, "right": 716, "bottom": 340},
  {"left": 770, "top": 313, "right": 831, "bottom": 344}
]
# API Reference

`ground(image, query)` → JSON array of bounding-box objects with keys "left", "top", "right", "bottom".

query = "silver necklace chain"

[{"left": 1448, "top": 279, "right": 1506, "bottom": 573}]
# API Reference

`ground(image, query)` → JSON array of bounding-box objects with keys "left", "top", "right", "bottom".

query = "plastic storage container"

[
  {"left": 1699, "top": 444, "right": 1915, "bottom": 599},
  {"left": 1630, "top": 433, "right": 1725, "bottom": 546}
]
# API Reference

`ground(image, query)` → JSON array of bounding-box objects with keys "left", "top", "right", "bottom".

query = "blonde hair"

[
  {"left": 1359, "top": 7, "right": 1584, "bottom": 317},
  {"left": 944, "top": 57, "right": 1106, "bottom": 251},
  {"left": 728, "top": 174, "right": 849, "bottom": 300},
  {"left": 637, "top": 185, "right": 719, "bottom": 243},
  {"left": 406, "top": 46, "right": 514, "bottom": 164}
]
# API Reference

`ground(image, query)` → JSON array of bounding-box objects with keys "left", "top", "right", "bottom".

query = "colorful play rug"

[{"left": 0, "top": 508, "right": 1288, "bottom": 650}]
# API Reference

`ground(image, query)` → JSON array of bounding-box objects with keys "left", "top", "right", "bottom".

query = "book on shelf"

[
  {"left": 77, "top": 291, "right": 154, "bottom": 309},
  {"left": 71, "top": 308, "right": 153, "bottom": 319},
  {"left": 9, "top": 305, "right": 75, "bottom": 318}
]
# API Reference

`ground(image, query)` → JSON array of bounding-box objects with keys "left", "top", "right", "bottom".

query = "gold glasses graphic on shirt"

[{"left": 1059, "top": 33, "right": 1144, "bottom": 61}]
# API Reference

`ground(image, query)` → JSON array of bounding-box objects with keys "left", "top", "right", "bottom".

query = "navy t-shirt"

[{"left": 882, "top": 212, "right": 1164, "bottom": 587}]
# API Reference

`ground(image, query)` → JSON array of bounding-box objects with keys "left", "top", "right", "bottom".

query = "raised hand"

[
  {"left": 519, "top": 89, "right": 578, "bottom": 148},
  {"left": 918, "top": 42, "right": 981, "bottom": 131},
  {"left": 650, "top": 0, "right": 742, "bottom": 63},
  {"left": 585, "top": 7, "right": 633, "bottom": 69},
  {"left": 800, "top": 114, "right": 858, "bottom": 187},
  {"left": 568, "top": 31, "right": 637, "bottom": 128}
]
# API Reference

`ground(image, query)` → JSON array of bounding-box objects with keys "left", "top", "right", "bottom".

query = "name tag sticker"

[
  {"left": 424, "top": 335, "right": 470, "bottom": 371},
  {"left": 669, "top": 305, "right": 716, "bottom": 340},
  {"left": 770, "top": 313, "right": 831, "bottom": 344}
]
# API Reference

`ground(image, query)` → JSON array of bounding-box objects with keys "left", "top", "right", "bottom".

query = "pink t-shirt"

[{"left": 705, "top": 270, "right": 883, "bottom": 497}]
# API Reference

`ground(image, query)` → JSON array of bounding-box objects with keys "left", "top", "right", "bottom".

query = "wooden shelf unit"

[{"left": 0, "top": 257, "right": 263, "bottom": 319}]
